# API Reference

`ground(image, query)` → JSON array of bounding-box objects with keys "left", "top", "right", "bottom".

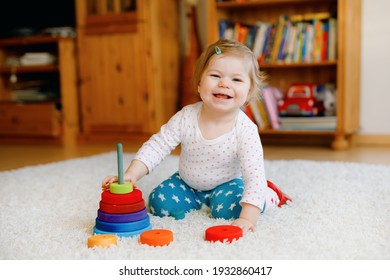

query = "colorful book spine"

[
  {"left": 248, "top": 99, "right": 264, "bottom": 129},
  {"left": 252, "top": 21, "right": 269, "bottom": 59},
  {"left": 328, "top": 17, "right": 337, "bottom": 61},
  {"left": 262, "top": 87, "right": 282, "bottom": 129},
  {"left": 270, "top": 15, "right": 288, "bottom": 63},
  {"left": 218, "top": 12, "right": 336, "bottom": 65}
]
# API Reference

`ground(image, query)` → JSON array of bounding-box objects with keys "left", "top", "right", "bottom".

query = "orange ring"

[
  {"left": 139, "top": 229, "right": 173, "bottom": 247},
  {"left": 88, "top": 234, "right": 118, "bottom": 248}
]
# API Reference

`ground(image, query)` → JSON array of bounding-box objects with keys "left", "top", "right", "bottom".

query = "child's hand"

[
  {"left": 101, "top": 175, "right": 137, "bottom": 192},
  {"left": 101, "top": 176, "right": 118, "bottom": 192},
  {"left": 232, "top": 218, "right": 255, "bottom": 233},
  {"left": 100, "top": 159, "right": 147, "bottom": 192}
]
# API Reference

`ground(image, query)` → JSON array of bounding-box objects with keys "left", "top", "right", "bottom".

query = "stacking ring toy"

[
  {"left": 140, "top": 229, "right": 174, "bottom": 247},
  {"left": 93, "top": 224, "right": 152, "bottom": 238},
  {"left": 88, "top": 234, "right": 117, "bottom": 248},
  {"left": 101, "top": 188, "right": 142, "bottom": 205},
  {"left": 95, "top": 215, "right": 150, "bottom": 232},
  {"left": 97, "top": 208, "right": 148, "bottom": 223},
  {"left": 109, "top": 181, "right": 133, "bottom": 194},
  {"left": 205, "top": 225, "right": 243, "bottom": 243},
  {"left": 99, "top": 199, "right": 146, "bottom": 214}
]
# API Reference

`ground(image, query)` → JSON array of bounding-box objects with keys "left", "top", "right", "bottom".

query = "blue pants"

[{"left": 148, "top": 172, "right": 246, "bottom": 220}]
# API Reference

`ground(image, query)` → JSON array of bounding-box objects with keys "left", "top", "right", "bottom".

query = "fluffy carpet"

[{"left": 0, "top": 152, "right": 389, "bottom": 260}]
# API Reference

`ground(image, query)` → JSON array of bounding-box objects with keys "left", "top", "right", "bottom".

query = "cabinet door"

[
  {"left": 76, "top": 0, "right": 149, "bottom": 135},
  {"left": 78, "top": 33, "right": 148, "bottom": 134}
]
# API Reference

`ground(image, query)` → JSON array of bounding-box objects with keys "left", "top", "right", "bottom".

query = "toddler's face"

[{"left": 198, "top": 54, "right": 252, "bottom": 114}]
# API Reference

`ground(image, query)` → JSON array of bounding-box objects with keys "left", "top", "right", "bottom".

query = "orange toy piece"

[
  {"left": 88, "top": 234, "right": 118, "bottom": 248},
  {"left": 205, "top": 225, "right": 243, "bottom": 243},
  {"left": 139, "top": 229, "right": 173, "bottom": 247}
]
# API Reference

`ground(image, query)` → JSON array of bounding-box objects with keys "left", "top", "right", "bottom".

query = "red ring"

[
  {"left": 101, "top": 188, "right": 143, "bottom": 205},
  {"left": 205, "top": 225, "right": 243, "bottom": 243},
  {"left": 99, "top": 199, "right": 146, "bottom": 214}
]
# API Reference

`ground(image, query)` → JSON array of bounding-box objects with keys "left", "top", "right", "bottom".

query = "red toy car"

[{"left": 278, "top": 83, "right": 324, "bottom": 116}]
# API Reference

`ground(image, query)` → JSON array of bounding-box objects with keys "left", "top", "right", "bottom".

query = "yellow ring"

[
  {"left": 109, "top": 182, "right": 133, "bottom": 194},
  {"left": 88, "top": 234, "right": 118, "bottom": 248}
]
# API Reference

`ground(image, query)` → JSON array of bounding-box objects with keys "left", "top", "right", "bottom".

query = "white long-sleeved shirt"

[{"left": 134, "top": 102, "right": 269, "bottom": 209}]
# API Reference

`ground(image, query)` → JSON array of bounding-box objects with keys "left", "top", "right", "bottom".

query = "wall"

[{"left": 360, "top": 0, "right": 390, "bottom": 135}]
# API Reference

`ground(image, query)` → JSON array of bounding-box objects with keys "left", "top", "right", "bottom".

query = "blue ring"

[
  {"left": 95, "top": 215, "right": 150, "bottom": 232},
  {"left": 97, "top": 208, "right": 148, "bottom": 223},
  {"left": 93, "top": 224, "right": 152, "bottom": 237}
]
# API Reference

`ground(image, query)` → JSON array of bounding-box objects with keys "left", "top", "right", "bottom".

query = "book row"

[
  {"left": 244, "top": 84, "right": 337, "bottom": 131},
  {"left": 219, "top": 12, "right": 337, "bottom": 64}
]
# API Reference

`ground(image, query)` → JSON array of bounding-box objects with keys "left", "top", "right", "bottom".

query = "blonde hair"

[{"left": 193, "top": 39, "right": 266, "bottom": 103}]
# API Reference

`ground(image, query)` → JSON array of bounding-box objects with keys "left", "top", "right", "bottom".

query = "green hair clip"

[{"left": 215, "top": 46, "right": 222, "bottom": 55}]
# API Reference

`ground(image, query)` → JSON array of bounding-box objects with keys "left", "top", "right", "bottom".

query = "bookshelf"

[
  {"left": 206, "top": 0, "right": 361, "bottom": 149},
  {"left": 0, "top": 36, "right": 78, "bottom": 144}
]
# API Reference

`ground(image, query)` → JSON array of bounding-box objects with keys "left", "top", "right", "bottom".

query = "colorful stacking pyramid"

[{"left": 93, "top": 144, "right": 152, "bottom": 237}]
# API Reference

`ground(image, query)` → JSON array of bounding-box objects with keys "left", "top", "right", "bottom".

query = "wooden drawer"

[{"left": 0, "top": 103, "right": 60, "bottom": 137}]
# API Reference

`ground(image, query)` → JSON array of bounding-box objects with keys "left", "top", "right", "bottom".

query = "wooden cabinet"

[
  {"left": 75, "top": 0, "right": 180, "bottom": 142},
  {"left": 0, "top": 36, "right": 79, "bottom": 144},
  {"left": 206, "top": 0, "right": 361, "bottom": 149}
]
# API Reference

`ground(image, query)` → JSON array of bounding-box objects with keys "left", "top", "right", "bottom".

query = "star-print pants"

[{"left": 148, "top": 172, "right": 267, "bottom": 220}]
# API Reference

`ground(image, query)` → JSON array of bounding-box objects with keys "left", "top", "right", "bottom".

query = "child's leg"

[
  {"left": 208, "top": 178, "right": 245, "bottom": 220},
  {"left": 148, "top": 172, "right": 204, "bottom": 219},
  {"left": 267, "top": 180, "right": 292, "bottom": 207},
  {"left": 207, "top": 179, "right": 290, "bottom": 219}
]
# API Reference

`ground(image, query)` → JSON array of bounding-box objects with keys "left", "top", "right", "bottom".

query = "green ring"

[{"left": 109, "top": 182, "right": 133, "bottom": 194}]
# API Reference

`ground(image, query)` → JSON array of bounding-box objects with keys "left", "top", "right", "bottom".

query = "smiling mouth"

[{"left": 213, "top": 93, "right": 232, "bottom": 99}]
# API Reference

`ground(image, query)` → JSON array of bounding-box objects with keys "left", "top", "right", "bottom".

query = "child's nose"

[{"left": 218, "top": 77, "right": 230, "bottom": 88}]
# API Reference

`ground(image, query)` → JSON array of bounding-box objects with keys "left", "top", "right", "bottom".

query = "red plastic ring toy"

[
  {"left": 99, "top": 199, "right": 145, "bottom": 214},
  {"left": 205, "top": 225, "right": 243, "bottom": 243},
  {"left": 101, "top": 188, "right": 142, "bottom": 205}
]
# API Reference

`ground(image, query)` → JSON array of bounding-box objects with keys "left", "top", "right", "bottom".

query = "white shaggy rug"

[{"left": 0, "top": 152, "right": 389, "bottom": 260}]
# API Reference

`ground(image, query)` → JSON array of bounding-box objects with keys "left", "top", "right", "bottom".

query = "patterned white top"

[{"left": 134, "top": 102, "right": 270, "bottom": 209}]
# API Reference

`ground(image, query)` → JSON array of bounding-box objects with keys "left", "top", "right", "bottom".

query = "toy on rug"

[
  {"left": 205, "top": 225, "right": 243, "bottom": 243},
  {"left": 89, "top": 144, "right": 243, "bottom": 248},
  {"left": 140, "top": 229, "right": 174, "bottom": 247},
  {"left": 92, "top": 143, "right": 152, "bottom": 238},
  {"left": 88, "top": 234, "right": 118, "bottom": 248}
]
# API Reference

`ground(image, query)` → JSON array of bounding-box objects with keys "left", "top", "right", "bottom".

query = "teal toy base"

[{"left": 93, "top": 224, "right": 152, "bottom": 237}]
